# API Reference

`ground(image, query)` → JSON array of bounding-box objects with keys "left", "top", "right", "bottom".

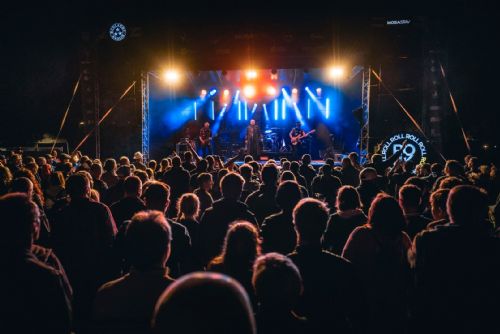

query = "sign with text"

[{"left": 381, "top": 133, "right": 427, "bottom": 164}]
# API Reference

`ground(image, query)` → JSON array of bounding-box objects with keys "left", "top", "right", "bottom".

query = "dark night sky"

[{"left": 2, "top": 1, "right": 499, "bottom": 158}]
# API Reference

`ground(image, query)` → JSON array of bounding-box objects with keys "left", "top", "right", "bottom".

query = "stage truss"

[
  {"left": 359, "top": 66, "right": 371, "bottom": 160},
  {"left": 141, "top": 71, "right": 150, "bottom": 162}
]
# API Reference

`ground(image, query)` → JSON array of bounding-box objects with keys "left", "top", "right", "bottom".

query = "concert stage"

[
  {"left": 143, "top": 67, "right": 366, "bottom": 161},
  {"left": 234, "top": 159, "right": 342, "bottom": 168}
]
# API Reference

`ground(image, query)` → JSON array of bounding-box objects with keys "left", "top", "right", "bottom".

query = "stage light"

[
  {"left": 328, "top": 66, "right": 345, "bottom": 79},
  {"left": 316, "top": 88, "right": 322, "bottom": 96},
  {"left": 209, "top": 89, "right": 217, "bottom": 96},
  {"left": 163, "top": 69, "right": 180, "bottom": 84},
  {"left": 243, "top": 85, "right": 256, "bottom": 99},
  {"left": 246, "top": 70, "right": 258, "bottom": 80},
  {"left": 307, "top": 99, "right": 311, "bottom": 119},
  {"left": 266, "top": 86, "right": 277, "bottom": 96},
  {"left": 200, "top": 89, "right": 207, "bottom": 98},
  {"left": 223, "top": 89, "right": 230, "bottom": 96},
  {"left": 292, "top": 88, "right": 298, "bottom": 94}
]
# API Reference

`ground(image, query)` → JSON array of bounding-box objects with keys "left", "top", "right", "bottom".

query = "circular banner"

[{"left": 381, "top": 133, "right": 428, "bottom": 164}]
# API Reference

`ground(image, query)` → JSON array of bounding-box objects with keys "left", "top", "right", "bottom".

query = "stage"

[{"left": 142, "top": 67, "right": 368, "bottom": 161}]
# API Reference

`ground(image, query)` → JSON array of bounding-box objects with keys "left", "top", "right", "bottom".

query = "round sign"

[
  {"left": 380, "top": 132, "right": 428, "bottom": 164},
  {"left": 109, "top": 23, "right": 126, "bottom": 42}
]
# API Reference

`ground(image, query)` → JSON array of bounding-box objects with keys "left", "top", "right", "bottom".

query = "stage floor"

[{"left": 234, "top": 160, "right": 338, "bottom": 167}]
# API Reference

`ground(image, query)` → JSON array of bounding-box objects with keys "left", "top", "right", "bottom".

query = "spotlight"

[
  {"left": 266, "top": 86, "right": 277, "bottom": 96},
  {"left": 223, "top": 89, "right": 230, "bottom": 96},
  {"left": 292, "top": 88, "right": 298, "bottom": 94},
  {"left": 163, "top": 69, "right": 180, "bottom": 84},
  {"left": 209, "top": 89, "right": 217, "bottom": 96},
  {"left": 246, "top": 70, "right": 258, "bottom": 80},
  {"left": 316, "top": 87, "right": 322, "bottom": 96},
  {"left": 243, "top": 85, "right": 256, "bottom": 98},
  {"left": 328, "top": 66, "right": 345, "bottom": 79},
  {"left": 200, "top": 89, "right": 207, "bottom": 98}
]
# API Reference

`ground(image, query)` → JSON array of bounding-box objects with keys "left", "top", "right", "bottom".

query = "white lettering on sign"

[{"left": 381, "top": 132, "right": 427, "bottom": 164}]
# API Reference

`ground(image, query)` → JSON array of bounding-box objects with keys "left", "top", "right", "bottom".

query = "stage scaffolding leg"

[
  {"left": 141, "top": 72, "right": 150, "bottom": 162},
  {"left": 360, "top": 66, "right": 371, "bottom": 160}
]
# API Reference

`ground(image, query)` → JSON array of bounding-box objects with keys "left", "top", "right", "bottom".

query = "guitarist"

[
  {"left": 199, "top": 122, "right": 212, "bottom": 157},
  {"left": 289, "top": 122, "right": 309, "bottom": 160}
]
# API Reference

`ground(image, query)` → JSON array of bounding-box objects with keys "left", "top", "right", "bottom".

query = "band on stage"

[{"left": 188, "top": 119, "right": 319, "bottom": 160}]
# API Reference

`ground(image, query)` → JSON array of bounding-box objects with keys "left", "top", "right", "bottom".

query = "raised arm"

[
  {"left": 383, "top": 139, "right": 408, "bottom": 169},
  {"left": 187, "top": 140, "right": 202, "bottom": 162}
]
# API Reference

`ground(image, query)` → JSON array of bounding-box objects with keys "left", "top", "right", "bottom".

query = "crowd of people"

[{"left": 2, "top": 145, "right": 500, "bottom": 334}]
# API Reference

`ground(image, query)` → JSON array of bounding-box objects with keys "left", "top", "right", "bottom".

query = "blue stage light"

[
  {"left": 263, "top": 104, "right": 270, "bottom": 121},
  {"left": 274, "top": 100, "right": 278, "bottom": 121},
  {"left": 281, "top": 98, "right": 286, "bottom": 120},
  {"left": 194, "top": 101, "right": 197, "bottom": 120},
  {"left": 326, "top": 98, "right": 330, "bottom": 119},
  {"left": 251, "top": 103, "right": 257, "bottom": 114},
  {"left": 238, "top": 101, "right": 242, "bottom": 121},
  {"left": 307, "top": 98, "right": 311, "bottom": 119}
]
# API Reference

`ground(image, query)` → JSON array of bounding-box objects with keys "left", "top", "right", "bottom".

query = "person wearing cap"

[{"left": 133, "top": 151, "right": 147, "bottom": 171}]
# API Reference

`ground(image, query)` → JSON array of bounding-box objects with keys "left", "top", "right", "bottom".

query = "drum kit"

[{"left": 263, "top": 127, "right": 289, "bottom": 153}]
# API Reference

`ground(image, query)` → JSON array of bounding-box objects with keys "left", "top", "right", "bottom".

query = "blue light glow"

[
  {"left": 307, "top": 98, "right": 311, "bottom": 119},
  {"left": 292, "top": 102, "right": 304, "bottom": 125},
  {"left": 281, "top": 98, "right": 286, "bottom": 120},
  {"left": 262, "top": 104, "right": 269, "bottom": 121},
  {"left": 274, "top": 100, "right": 278, "bottom": 121},
  {"left": 194, "top": 101, "right": 197, "bottom": 120},
  {"left": 212, "top": 105, "right": 227, "bottom": 135},
  {"left": 244, "top": 101, "right": 248, "bottom": 121},
  {"left": 305, "top": 87, "right": 325, "bottom": 115},
  {"left": 326, "top": 98, "right": 330, "bottom": 119},
  {"left": 209, "top": 89, "right": 217, "bottom": 96},
  {"left": 211, "top": 101, "right": 215, "bottom": 120},
  {"left": 238, "top": 101, "right": 241, "bottom": 121}
]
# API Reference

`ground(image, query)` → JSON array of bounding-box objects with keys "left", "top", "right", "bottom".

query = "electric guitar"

[{"left": 291, "top": 130, "right": 316, "bottom": 146}]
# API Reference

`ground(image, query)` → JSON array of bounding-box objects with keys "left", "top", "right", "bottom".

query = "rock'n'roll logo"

[{"left": 381, "top": 133, "right": 428, "bottom": 164}]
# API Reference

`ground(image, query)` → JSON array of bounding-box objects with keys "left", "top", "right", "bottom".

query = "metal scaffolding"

[
  {"left": 359, "top": 66, "right": 371, "bottom": 159},
  {"left": 141, "top": 71, "right": 150, "bottom": 162}
]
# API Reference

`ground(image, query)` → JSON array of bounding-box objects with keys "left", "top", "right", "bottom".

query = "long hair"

[
  {"left": 217, "top": 221, "right": 260, "bottom": 270},
  {"left": 368, "top": 193, "right": 406, "bottom": 236},
  {"left": 176, "top": 193, "right": 200, "bottom": 221}
]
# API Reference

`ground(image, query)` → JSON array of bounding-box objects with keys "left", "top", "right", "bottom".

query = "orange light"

[
  {"left": 246, "top": 70, "right": 258, "bottom": 80},
  {"left": 292, "top": 88, "right": 298, "bottom": 94},
  {"left": 266, "top": 86, "right": 277, "bottom": 96},
  {"left": 223, "top": 89, "right": 230, "bottom": 96},
  {"left": 200, "top": 89, "right": 207, "bottom": 97},
  {"left": 243, "top": 85, "right": 256, "bottom": 98},
  {"left": 328, "top": 66, "right": 345, "bottom": 79},
  {"left": 163, "top": 69, "right": 180, "bottom": 84}
]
